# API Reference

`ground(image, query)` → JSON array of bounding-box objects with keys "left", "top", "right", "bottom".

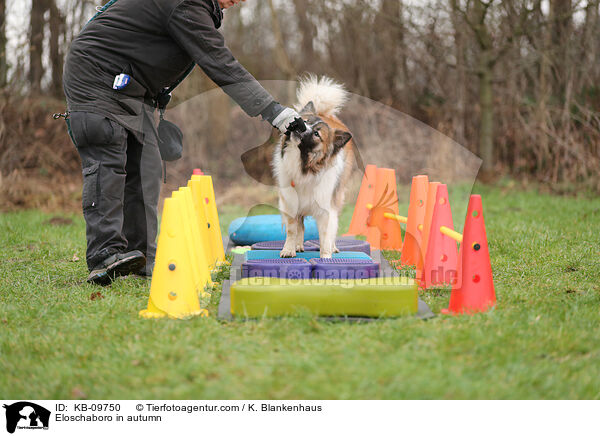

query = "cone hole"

[
  {"left": 472, "top": 274, "right": 480, "bottom": 283},
  {"left": 472, "top": 210, "right": 479, "bottom": 218},
  {"left": 168, "top": 291, "right": 177, "bottom": 301},
  {"left": 205, "top": 197, "right": 210, "bottom": 204},
  {"left": 382, "top": 233, "right": 389, "bottom": 240},
  {"left": 440, "top": 254, "right": 448, "bottom": 262},
  {"left": 419, "top": 199, "right": 424, "bottom": 206},
  {"left": 439, "top": 197, "right": 446, "bottom": 205},
  {"left": 472, "top": 242, "right": 481, "bottom": 251}
]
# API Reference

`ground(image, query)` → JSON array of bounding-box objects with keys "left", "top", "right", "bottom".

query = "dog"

[{"left": 272, "top": 76, "right": 354, "bottom": 258}]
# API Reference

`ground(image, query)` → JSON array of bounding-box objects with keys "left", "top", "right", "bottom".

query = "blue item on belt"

[{"left": 112, "top": 73, "right": 131, "bottom": 90}]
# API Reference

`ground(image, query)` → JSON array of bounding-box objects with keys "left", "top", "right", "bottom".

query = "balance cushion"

[
  {"left": 229, "top": 215, "right": 318, "bottom": 246},
  {"left": 310, "top": 258, "right": 379, "bottom": 279},
  {"left": 242, "top": 258, "right": 312, "bottom": 279},
  {"left": 230, "top": 276, "right": 418, "bottom": 318},
  {"left": 244, "top": 250, "right": 373, "bottom": 261}
]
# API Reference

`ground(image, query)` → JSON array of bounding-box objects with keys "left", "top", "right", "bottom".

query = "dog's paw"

[
  {"left": 320, "top": 250, "right": 333, "bottom": 259},
  {"left": 295, "top": 242, "right": 305, "bottom": 252},
  {"left": 280, "top": 247, "right": 297, "bottom": 258},
  {"left": 333, "top": 245, "right": 340, "bottom": 253}
]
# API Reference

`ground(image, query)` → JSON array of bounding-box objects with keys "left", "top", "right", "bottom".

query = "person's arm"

[{"left": 167, "top": 0, "right": 295, "bottom": 128}]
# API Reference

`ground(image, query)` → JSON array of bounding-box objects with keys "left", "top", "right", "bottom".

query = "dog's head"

[{"left": 283, "top": 101, "right": 352, "bottom": 174}]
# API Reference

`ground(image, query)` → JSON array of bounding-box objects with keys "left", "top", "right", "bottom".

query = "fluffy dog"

[{"left": 272, "top": 76, "right": 354, "bottom": 258}]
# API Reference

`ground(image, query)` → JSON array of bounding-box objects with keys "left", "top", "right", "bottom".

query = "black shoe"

[
  {"left": 87, "top": 250, "right": 146, "bottom": 286},
  {"left": 133, "top": 265, "right": 153, "bottom": 279}
]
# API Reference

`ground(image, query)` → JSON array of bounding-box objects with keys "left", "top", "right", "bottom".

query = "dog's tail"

[{"left": 295, "top": 74, "right": 348, "bottom": 117}]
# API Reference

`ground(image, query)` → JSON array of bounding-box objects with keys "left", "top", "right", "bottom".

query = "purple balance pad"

[
  {"left": 305, "top": 239, "right": 371, "bottom": 255},
  {"left": 251, "top": 240, "right": 320, "bottom": 251},
  {"left": 242, "top": 258, "right": 312, "bottom": 279},
  {"left": 310, "top": 258, "right": 379, "bottom": 279}
]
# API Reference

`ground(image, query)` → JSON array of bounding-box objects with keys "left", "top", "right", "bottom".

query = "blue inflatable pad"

[
  {"left": 245, "top": 250, "right": 372, "bottom": 261},
  {"left": 228, "top": 214, "right": 318, "bottom": 246}
]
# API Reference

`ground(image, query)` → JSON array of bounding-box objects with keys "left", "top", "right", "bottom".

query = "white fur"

[
  {"left": 295, "top": 75, "right": 349, "bottom": 117},
  {"left": 272, "top": 138, "right": 346, "bottom": 258},
  {"left": 273, "top": 76, "right": 349, "bottom": 258}
]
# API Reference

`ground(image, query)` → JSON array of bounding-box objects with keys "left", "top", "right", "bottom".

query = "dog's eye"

[{"left": 314, "top": 131, "right": 321, "bottom": 139}]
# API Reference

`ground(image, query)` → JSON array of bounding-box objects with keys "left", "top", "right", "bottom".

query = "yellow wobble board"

[{"left": 231, "top": 277, "right": 418, "bottom": 318}]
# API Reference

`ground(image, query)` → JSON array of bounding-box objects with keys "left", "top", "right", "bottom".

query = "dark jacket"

[{"left": 63, "top": 0, "right": 276, "bottom": 140}]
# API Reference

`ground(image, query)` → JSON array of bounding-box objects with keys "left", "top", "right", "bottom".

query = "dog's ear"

[
  {"left": 333, "top": 130, "right": 352, "bottom": 151},
  {"left": 300, "top": 101, "right": 316, "bottom": 115}
]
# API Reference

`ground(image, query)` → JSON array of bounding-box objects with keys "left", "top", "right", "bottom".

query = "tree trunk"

[
  {"left": 49, "top": 0, "right": 64, "bottom": 97},
  {"left": 267, "top": 0, "right": 295, "bottom": 81},
  {"left": 472, "top": 0, "right": 495, "bottom": 174},
  {"left": 450, "top": 3, "right": 467, "bottom": 146},
  {"left": 29, "top": 0, "right": 48, "bottom": 94},
  {"left": 0, "top": 0, "right": 6, "bottom": 88},
  {"left": 478, "top": 58, "right": 494, "bottom": 173},
  {"left": 292, "top": 0, "right": 316, "bottom": 73}
]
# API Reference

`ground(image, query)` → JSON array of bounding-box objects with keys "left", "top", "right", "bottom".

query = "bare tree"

[
  {"left": 0, "top": 0, "right": 6, "bottom": 88},
  {"left": 49, "top": 0, "right": 65, "bottom": 97},
  {"left": 29, "top": 0, "right": 48, "bottom": 94}
]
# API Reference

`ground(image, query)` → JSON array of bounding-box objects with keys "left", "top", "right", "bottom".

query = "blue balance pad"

[{"left": 228, "top": 214, "right": 319, "bottom": 246}]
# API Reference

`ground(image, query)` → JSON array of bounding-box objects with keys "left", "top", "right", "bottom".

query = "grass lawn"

[{"left": 1, "top": 183, "right": 599, "bottom": 399}]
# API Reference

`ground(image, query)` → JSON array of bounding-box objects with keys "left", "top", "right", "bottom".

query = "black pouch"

[{"left": 157, "top": 116, "right": 183, "bottom": 161}]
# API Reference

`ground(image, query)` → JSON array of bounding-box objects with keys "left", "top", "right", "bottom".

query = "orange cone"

[
  {"left": 442, "top": 195, "right": 496, "bottom": 314},
  {"left": 345, "top": 164, "right": 377, "bottom": 236},
  {"left": 400, "top": 175, "right": 429, "bottom": 266},
  {"left": 419, "top": 184, "right": 458, "bottom": 288},
  {"left": 366, "top": 167, "right": 400, "bottom": 250},
  {"left": 415, "top": 181, "right": 440, "bottom": 281}
]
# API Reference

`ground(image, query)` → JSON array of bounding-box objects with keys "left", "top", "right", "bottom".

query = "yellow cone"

[
  {"left": 188, "top": 177, "right": 217, "bottom": 268},
  {"left": 191, "top": 174, "right": 225, "bottom": 263},
  {"left": 139, "top": 196, "right": 209, "bottom": 319},
  {"left": 176, "top": 187, "right": 213, "bottom": 288}
]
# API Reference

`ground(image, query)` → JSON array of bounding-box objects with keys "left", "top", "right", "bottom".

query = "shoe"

[
  {"left": 87, "top": 250, "right": 146, "bottom": 286},
  {"left": 133, "top": 265, "right": 153, "bottom": 279}
]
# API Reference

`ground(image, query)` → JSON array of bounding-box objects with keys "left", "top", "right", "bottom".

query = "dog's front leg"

[
  {"left": 323, "top": 209, "right": 339, "bottom": 257},
  {"left": 316, "top": 211, "right": 333, "bottom": 258},
  {"left": 280, "top": 213, "right": 299, "bottom": 258},
  {"left": 296, "top": 216, "right": 305, "bottom": 252}
]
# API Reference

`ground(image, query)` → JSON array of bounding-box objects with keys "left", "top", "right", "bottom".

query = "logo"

[{"left": 3, "top": 402, "right": 50, "bottom": 434}]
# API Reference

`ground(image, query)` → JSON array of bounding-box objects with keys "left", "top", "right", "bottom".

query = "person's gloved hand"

[{"left": 271, "top": 107, "right": 306, "bottom": 134}]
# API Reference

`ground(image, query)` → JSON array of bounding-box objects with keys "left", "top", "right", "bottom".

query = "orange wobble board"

[{"left": 230, "top": 277, "right": 418, "bottom": 318}]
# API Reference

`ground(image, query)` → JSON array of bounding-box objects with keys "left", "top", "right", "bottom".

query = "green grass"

[{"left": 1, "top": 184, "right": 600, "bottom": 399}]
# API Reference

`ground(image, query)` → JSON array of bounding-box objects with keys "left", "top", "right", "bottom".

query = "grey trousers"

[{"left": 69, "top": 111, "right": 162, "bottom": 272}]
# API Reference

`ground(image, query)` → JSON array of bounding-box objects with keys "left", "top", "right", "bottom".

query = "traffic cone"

[
  {"left": 177, "top": 187, "right": 213, "bottom": 284},
  {"left": 400, "top": 175, "right": 429, "bottom": 266},
  {"left": 139, "top": 196, "right": 209, "bottom": 319},
  {"left": 442, "top": 195, "right": 496, "bottom": 314},
  {"left": 188, "top": 177, "right": 217, "bottom": 268},
  {"left": 191, "top": 174, "right": 225, "bottom": 263},
  {"left": 366, "top": 167, "right": 401, "bottom": 250},
  {"left": 344, "top": 164, "right": 377, "bottom": 236},
  {"left": 419, "top": 184, "right": 458, "bottom": 288},
  {"left": 415, "top": 181, "right": 440, "bottom": 281}
]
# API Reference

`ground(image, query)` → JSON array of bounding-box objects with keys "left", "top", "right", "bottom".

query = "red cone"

[
  {"left": 419, "top": 184, "right": 458, "bottom": 289},
  {"left": 442, "top": 195, "right": 495, "bottom": 314}
]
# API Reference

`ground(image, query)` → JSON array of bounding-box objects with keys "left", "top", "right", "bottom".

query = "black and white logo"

[{"left": 3, "top": 402, "right": 50, "bottom": 434}]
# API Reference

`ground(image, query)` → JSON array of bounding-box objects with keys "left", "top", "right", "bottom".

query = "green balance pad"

[{"left": 230, "top": 276, "right": 418, "bottom": 318}]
